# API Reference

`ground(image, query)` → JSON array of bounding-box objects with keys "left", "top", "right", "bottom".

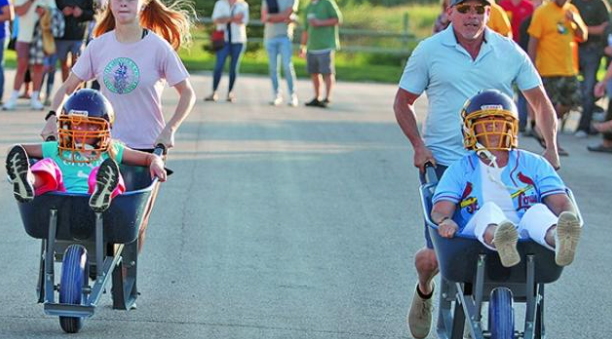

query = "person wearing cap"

[
  {"left": 392, "top": 0, "right": 560, "bottom": 337},
  {"left": 527, "top": 0, "right": 588, "bottom": 156}
]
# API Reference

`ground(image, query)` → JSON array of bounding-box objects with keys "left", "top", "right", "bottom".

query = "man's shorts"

[
  {"left": 306, "top": 50, "right": 335, "bottom": 75},
  {"left": 55, "top": 40, "right": 84, "bottom": 62},
  {"left": 541, "top": 76, "right": 582, "bottom": 110},
  {"left": 419, "top": 164, "right": 448, "bottom": 249}
]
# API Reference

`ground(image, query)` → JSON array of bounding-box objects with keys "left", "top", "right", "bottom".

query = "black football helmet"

[
  {"left": 58, "top": 89, "right": 115, "bottom": 163},
  {"left": 461, "top": 89, "right": 519, "bottom": 152}
]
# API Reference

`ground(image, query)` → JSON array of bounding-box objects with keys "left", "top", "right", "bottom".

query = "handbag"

[
  {"left": 210, "top": 29, "right": 225, "bottom": 51},
  {"left": 40, "top": 9, "right": 56, "bottom": 55}
]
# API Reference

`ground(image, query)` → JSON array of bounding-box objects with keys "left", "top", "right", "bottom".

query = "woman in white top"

[{"left": 205, "top": 0, "right": 249, "bottom": 103}]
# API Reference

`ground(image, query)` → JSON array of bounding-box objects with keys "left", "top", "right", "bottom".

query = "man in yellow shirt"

[
  {"left": 528, "top": 0, "right": 587, "bottom": 155},
  {"left": 488, "top": 1, "right": 513, "bottom": 38}
]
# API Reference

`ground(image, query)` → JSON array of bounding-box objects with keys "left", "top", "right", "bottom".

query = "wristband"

[{"left": 45, "top": 110, "right": 57, "bottom": 121}]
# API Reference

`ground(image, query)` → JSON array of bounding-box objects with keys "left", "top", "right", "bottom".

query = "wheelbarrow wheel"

[
  {"left": 489, "top": 287, "right": 515, "bottom": 339},
  {"left": 59, "top": 245, "right": 88, "bottom": 333}
]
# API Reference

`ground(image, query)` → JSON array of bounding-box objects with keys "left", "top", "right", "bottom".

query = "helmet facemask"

[
  {"left": 58, "top": 112, "right": 112, "bottom": 164},
  {"left": 463, "top": 108, "right": 518, "bottom": 152}
]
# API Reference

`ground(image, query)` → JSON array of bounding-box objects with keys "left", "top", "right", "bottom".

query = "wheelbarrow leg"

[
  {"left": 112, "top": 239, "right": 138, "bottom": 310},
  {"left": 37, "top": 239, "right": 46, "bottom": 303},
  {"left": 535, "top": 284, "right": 546, "bottom": 339}
]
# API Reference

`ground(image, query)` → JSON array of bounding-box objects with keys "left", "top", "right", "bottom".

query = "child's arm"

[
  {"left": 17, "top": 144, "right": 44, "bottom": 158},
  {"left": 121, "top": 148, "right": 167, "bottom": 182}
]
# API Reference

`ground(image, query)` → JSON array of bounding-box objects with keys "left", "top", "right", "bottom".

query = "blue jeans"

[
  {"left": 213, "top": 43, "right": 245, "bottom": 93},
  {"left": 264, "top": 36, "right": 296, "bottom": 96},
  {"left": 578, "top": 45, "right": 603, "bottom": 132},
  {"left": 0, "top": 38, "right": 5, "bottom": 101}
]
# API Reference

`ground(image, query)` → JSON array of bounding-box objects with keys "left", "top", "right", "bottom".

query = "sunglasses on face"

[{"left": 455, "top": 4, "right": 487, "bottom": 14}]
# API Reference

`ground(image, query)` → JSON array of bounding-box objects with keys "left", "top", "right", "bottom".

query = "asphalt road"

[{"left": 0, "top": 71, "right": 610, "bottom": 338}]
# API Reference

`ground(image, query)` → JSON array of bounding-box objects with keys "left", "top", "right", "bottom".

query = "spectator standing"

[
  {"left": 499, "top": 0, "right": 534, "bottom": 43},
  {"left": 528, "top": 0, "right": 588, "bottom": 156},
  {"left": 55, "top": 0, "right": 94, "bottom": 82},
  {"left": 517, "top": 0, "right": 543, "bottom": 134},
  {"left": 205, "top": 0, "right": 249, "bottom": 103},
  {"left": 30, "top": 3, "right": 64, "bottom": 106},
  {"left": 590, "top": 56, "right": 612, "bottom": 153},
  {"left": 4, "top": 0, "right": 55, "bottom": 111},
  {"left": 0, "top": 0, "right": 14, "bottom": 104},
  {"left": 299, "top": 0, "right": 342, "bottom": 108},
  {"left": 572, "top": 0, "right": 610, "bottom": 138},
  {"left": 261, "top": 0, "right": 299, "bottom": 107},
  {"left": 489, "top": 1, "right": 513, "bottom": 38},
  {"left": 501, "top": 0, "right": 535, "bottom": 132}
]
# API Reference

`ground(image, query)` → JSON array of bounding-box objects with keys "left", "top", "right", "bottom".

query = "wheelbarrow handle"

[
  {"left": 424, "top": 162, "right": 439, "bottom": 185},
  {"left": 153, "top": 144, "right": 167, "bottom": 157}
]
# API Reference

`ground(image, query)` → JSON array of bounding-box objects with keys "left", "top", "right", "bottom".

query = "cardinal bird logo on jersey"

[
  {"left": 459, "top": 182, "right": 479, "bottom": 214},
  {"left": 512, "top": 172, "right": 538, "bottom": 211}
]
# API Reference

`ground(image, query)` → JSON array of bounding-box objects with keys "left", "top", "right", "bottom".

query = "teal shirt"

[
  {"left": 42, "top": 141, "right": 125, "bottom": 193},
  {"left": 303, "top": 0, "right": 342, "bottom": 51}
]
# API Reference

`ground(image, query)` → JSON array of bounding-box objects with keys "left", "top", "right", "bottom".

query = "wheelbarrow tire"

[
  {"left": 59, "top": 245, "right": 87, "bottom": 333},
  {"left": 489, "top": 287, "right": 515, "bottom": 339}
]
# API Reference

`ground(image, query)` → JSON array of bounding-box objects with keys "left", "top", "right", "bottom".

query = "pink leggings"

[{"left": 31, "top": 158, "right": 126, "bottom": 198}]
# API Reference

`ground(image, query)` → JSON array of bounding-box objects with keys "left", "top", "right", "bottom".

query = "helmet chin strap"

[{"left": 475, "top": 142, "right": 521, "bottom": 191}]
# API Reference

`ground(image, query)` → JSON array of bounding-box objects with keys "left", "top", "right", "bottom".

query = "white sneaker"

[
  {"left": 407, "top": 281, "right": 435, "bottom": 339},
  {"left": 270, "top": 95, "right": 283, "bottom": 106},
  {"left": 30, "top": 99, "right": 44, "bottom": 111},
  {"left": 493, "top": 221, "right": 520, "bottom": 267},
  {"left": 289, "top": 94, "right": 299, "bottom": 107},
  {"left": 555, "top": 211, "right": 581, "bottom": 266},
  {"left": 89, "top": 158, "right": 120, "bottom": 213},
  {"left": 6, "top": 145, "right": 35, "bottom": 203},
  {"left": 3, "top": 97, "right": 17, "bottom": 110}
]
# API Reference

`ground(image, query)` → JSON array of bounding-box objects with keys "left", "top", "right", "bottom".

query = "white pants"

[{"left": 462, "top": 202, "right": 557, "bottom": 251}]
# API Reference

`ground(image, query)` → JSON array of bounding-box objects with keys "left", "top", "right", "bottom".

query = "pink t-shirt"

[{"left": 72, "top": 31, "right": 189, "bottom": 149}]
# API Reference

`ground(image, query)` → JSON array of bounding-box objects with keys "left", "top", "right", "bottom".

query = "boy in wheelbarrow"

[
  {"left": 431, "top": 90, "right": 582, "bottom": 268},
  {"left": 5, "top": 89, "right": 167, "bottom": 211}
]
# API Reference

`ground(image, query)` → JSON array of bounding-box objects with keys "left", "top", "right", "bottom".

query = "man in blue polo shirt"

[{"left": 392, "top": 0, "right": 560, "bottom": 337}]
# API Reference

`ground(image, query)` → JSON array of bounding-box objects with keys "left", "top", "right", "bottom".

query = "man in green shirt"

[{"left": 299, "top": 0, "right": 342, "bottom": 108}]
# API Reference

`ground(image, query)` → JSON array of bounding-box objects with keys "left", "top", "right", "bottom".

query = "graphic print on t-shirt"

[{"left": 103, "top": 57, "right": 140, "bottom": 94}]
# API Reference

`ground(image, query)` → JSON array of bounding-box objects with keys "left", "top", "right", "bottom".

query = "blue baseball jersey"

[{"left": 433, "top": 149, "right": 566, "bottom": 229}]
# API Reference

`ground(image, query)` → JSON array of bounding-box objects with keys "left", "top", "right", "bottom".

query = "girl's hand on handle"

[
  {"left": 41, "top": 115, "right": 59, "bottom": 141},
  {"left": 149, "top": 155, "right": 167, "bottom": 182}
]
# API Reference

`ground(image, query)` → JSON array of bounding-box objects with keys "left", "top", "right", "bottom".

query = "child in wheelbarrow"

[
  {"left": 431, "top": 90, "right": 582, "bottom": 268},
  {"left": 5, "top": 89, "right": 167, "bottom": 212}
]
